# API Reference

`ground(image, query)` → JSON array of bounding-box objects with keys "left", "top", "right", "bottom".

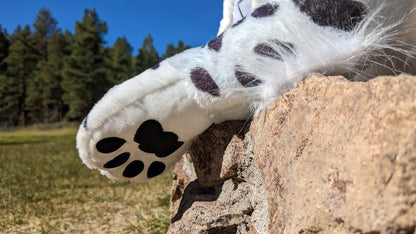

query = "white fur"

[
  {"left": 77, "top": 0, "right": 415, "bottom": 182},
  {"left": 218, "top": 0, "right": 265, "bottom": 35},
  {"left": 218, "top": 0, "right": 235, "bottom": 35}
]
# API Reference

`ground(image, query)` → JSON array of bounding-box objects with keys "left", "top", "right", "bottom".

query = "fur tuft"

[{"left": 247, "top": 0, "right": 416, "bottom": 111}]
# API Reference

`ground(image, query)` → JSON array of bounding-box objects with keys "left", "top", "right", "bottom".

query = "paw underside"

[
  {"left": 95, "top": 120, "right": 183, "bottom": 178},
  {"left": 77, "top": 0, "right": 405, "bottom": 182}
]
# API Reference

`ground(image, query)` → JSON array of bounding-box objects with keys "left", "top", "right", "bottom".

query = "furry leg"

[{"left": 77, "top": 0, "right": 415, "bottom": 182}]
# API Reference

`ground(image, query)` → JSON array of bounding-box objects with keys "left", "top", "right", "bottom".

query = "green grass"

[{"left": 0, "top": 126, "right": 172, "bottom": 233}]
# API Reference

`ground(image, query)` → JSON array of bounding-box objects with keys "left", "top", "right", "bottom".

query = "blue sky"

[{"left": 0, "top": 0, "right": 223, "bottom": 55}]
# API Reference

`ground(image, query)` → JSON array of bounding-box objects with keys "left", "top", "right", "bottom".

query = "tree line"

[{"left": 0, "top": 8, "right": 190, "bottom": 127}]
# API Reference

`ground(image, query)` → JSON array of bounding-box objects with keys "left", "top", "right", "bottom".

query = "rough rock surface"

[
  {"left": 168, "top": 122, "right": 269, "bottom": 233},
  {"left": 167, "top": 75, "right": 416, "bottom": 233}
]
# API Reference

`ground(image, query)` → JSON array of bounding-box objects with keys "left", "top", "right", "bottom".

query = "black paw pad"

[
  {"left": 96, "top": 137, "right": 126, "bottom": 153},
  {"left": 190, "top": 67, "right": 221, "bottom": 97},
  {"left": 252, "top": 3, "right": 279, "bottom": 18},
  {"left": 123, "top": 160, "right": 145, "bottom": 178},
  {"left": 207, "top": 33, "right": 223, "bottom": 52},
  {"left": 96, "top": 120, "right": 182, "bottom": 179},
  {"left": 147, "top": 161, "right": 166, "bottom": 178},
  {"left": 293, "top": 0, "right": 366, "bottom": 31},
  {"left": 103, "top": 152, "right": 130, "bottom": 168},
  {"left": 134, "top": 120, "right": 184, "bottom": 158}
]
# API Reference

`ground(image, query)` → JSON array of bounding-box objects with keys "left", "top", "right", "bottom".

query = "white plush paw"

[
  {"left": 76, "top": 62, "right": 213, "bottom": 182},
  {"left": 92, "top": 119, "right": 185, "bottom": 179}
]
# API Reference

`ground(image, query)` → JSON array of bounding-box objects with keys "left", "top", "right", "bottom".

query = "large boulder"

[{"left": 168, "top": 75, "right": 416, "bottom": 233}]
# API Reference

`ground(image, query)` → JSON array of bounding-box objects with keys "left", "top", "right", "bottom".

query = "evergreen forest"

[{"left": 0, "top": 8, "right": 190, "bottom": 127}]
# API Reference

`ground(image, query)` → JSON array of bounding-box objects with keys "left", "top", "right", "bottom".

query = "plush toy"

[{"left": 77, "top": 0, "right": 415, "bottom": 182}]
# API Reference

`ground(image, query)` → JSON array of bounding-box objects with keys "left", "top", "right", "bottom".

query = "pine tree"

[
  {"left": 62, "top": 8, "right": 109, "bottom": 120},
  {"left": 1, "top": 25, "right": 39, "bottom": 126},
  {"left": 135, "top": 34, "right": 160, "bottom": 74},
  {"left": 32, "top": 8, "right": 57, "bottom": 61},
  {"left": 25, "top": 8, "right": 59, "bottom": 123},
  {"left": 0, "top": 25, "right": 9, "bottom": 72},
  {"left": 101, "top": 45, "right": 113, "bottom": 84},
  {"left": 36, "top": 30, "right": 71, "bottom": 122},
  {"left": 110, "top": 36, "right": 134, "bottom": 84},
  {"left": 0, "top": 26, "right": 10, "bottom": 126},
  {"left": 162, "top": 40, "right": 190, "bottom": 59}
]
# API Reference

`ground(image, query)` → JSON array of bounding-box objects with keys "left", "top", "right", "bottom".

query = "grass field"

[{"left": 0, "top": 125, "right": 172, "bottom": 233}]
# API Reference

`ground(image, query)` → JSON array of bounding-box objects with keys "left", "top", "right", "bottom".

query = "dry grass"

[{"left": 0, "top": 126, "right": 172, "bottom": 233}]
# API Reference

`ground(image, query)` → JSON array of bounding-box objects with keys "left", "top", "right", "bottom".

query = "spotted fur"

[
  {"left": 207, "top": 34, "right": 224, "bottom": 52},
  {"left": 76, "top": 0, "right": 415, "bottom": 182},
  {"left": 293, "top": 0, "right": 366, "bottom": 31}
]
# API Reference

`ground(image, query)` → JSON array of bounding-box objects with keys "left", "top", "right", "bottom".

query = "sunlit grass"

[{"left": 0, "top": 126, "right": 172, "bottom": 233}]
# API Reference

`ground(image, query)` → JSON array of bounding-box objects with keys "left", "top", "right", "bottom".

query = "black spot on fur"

[
  {"left": 252, "top": 3, "right": 279, "bottom": 18},
  {"left": 147, "top": 161, "right": 166, "bottom": 178},
  {"left": 103, "top": 152, "right": 130, "bottom": 168},
  {"left": 82, "top": 116, "right": 88, "bottom": 129},
  {"left": 235, "top": 67, "right": 262, "bottom": 87},
  {"left": 273, "top": 40, "right": 295, "bottom": 55},
  {"left": 293, "top": 0, "right": 366, "bottom": 31},
  {"left": 208, "top": 34, "right": 223, "bottom": 52},
  {"left": 190, "top": 67, "right": 220, "bottom": 97},
  {"left": 254, "top": 41, "right": 294, "bottom": 60},
  {"left": 96, "top": 137, "right": 126, "bottom": 153},
  {"left": 152, "top": 63, "right": 160, "bottom": 70},
  {"left": 134, "top": 120, "right": 184, "bottom": 158},
  {"left": 254, "top": 43, "right": 283, "bottom": 60},
  {"left": 123, "top": 160, "right": 144, "bottom": 178}
]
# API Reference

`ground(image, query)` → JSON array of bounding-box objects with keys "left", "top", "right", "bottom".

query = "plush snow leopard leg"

[{"left": 77, "top": 0, "right": 415, "bottom": 182}]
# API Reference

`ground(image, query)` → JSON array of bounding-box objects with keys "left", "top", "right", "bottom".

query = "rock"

[
  {"left": 168, "top": 124, "right": 269, "bottom": 234},
  {"left": 168, "top": 75, "right": 416, "bottom": 233},
  {"left": 187, "top": 121, "right": 248, "bottom": 188},
  {"left": 251, "top": 75, "right": 416, "bottom": 233}
]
